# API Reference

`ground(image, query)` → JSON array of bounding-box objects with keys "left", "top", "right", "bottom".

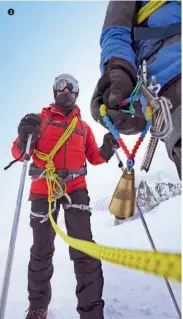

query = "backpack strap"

[
  {"left": 37, "top": 112, "right": 53, "bottom": 140},
  {"left": 133, "top": 22, "right": 181, "bottom": 41},
  {"left": 79, "top": 119, "right": 87, "bottom": 151}
]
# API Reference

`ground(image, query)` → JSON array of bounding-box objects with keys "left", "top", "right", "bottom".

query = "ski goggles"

[{"left": 53, "top": 75, "right": 79, "bottom": 93}]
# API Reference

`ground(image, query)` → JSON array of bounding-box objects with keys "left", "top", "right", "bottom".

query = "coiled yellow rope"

[{"left": 35, "top": 115, "right": 78, "bottom": 202}]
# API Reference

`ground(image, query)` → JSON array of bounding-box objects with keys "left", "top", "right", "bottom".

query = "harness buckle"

[
  {"left": 70, "top": 174, "right": 78, "bottom": 180},
  {"left": 80, "top": 204, "right": 86, "bottom": 210}
]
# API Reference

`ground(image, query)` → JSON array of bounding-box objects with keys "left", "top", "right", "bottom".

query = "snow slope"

[{"left": 0, "top": 193, "right": 181, "bottom": 319}]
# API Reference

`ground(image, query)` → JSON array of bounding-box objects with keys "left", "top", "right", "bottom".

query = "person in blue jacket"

[{"left": 90, "top": 1, "right": 181, "bottom": 179}]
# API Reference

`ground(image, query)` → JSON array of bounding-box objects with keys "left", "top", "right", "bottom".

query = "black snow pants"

[{"left": 28, "top": 188, "right": 104, "bottom": 319}]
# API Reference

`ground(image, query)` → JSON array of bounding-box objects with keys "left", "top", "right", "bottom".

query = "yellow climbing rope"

[
  {"left": 35, "top": 115, "right": 78, "bottom": 204},
  {"left": 33, "top": 114, "right": 181, "bottom": 283},
  {"left": 137, "top": 0, "right": 181, "bottom": 25},
  {"left": 48, "top": 209, "right": 181, "bottom": 282}
]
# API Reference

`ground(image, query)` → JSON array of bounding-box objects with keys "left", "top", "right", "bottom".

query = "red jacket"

[{"left": 12, "top": 104, "right": 106, "bottom": 199}]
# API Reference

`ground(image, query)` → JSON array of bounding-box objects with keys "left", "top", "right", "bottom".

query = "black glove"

[
  {"left": 99, "top": 132, "right": 119, "bottom": 162},
  {"left": 90, "top": 57, "right": 146, "bottom": 135},
  {"left": 17, "top": 113, "right": 41, "bottom": 150}
]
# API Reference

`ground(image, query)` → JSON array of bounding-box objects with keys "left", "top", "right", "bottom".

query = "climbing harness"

[
  {"left": 30, "top": 207, "right": 56, "bottom": 224},
  {"left": 30, "top": 193, "right": 92, "bottom": 225},
  {"left": 29, "top": 165, "right": 87, "bottom": 183}
]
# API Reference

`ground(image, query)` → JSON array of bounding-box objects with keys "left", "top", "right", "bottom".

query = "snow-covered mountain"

[
  {"left": 137, "top": 176, "right": 181, "bottom": 213},
  {"left": 92, "top": 171, "right": 181, "bottom": 218}
]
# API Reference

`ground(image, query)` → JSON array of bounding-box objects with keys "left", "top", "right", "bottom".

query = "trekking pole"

[
  {"left": 136, "top": 200, "right": 181, "bottom": 318},
  {"left": 0, "top": 134, "right": 32, "bottom": 319},
  {"left": 114, "top": 149, "right": 124, "bottom": 171}
]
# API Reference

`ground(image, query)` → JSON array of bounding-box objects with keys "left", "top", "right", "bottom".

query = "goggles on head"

[{"left": 53, "top": 75, "right": 79, "bottom": 94}]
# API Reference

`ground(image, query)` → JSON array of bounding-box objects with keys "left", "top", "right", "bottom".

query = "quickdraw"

[
  {"left": 100, "top": 60, "right": 174, "bottom": 173},
  {"left": 100, "top": 81, "right": 152, "bottom": 173}
]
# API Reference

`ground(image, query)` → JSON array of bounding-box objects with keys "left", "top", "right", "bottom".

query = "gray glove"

[{"left": 91, "top": 57, "right": 146, "bottom": 135}]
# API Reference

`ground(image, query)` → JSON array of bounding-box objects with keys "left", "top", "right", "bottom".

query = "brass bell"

[{"left": 109, "top": 168, "right": 136, "bottom": 219}]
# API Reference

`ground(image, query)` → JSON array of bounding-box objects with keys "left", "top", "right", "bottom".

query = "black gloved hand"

[
  {"left": 17, "top": 113, "right": 41, "bottom": 150},
  {"left": 90, "top": 57, "right": 146, "bottom": 135},
  {"left": 99, "top": 132, "right": 119, "bottom": 162}
]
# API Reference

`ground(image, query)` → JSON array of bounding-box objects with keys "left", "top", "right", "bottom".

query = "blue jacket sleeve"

[{"left": 100, "top": 1, "right": 137, "bottom": 74}]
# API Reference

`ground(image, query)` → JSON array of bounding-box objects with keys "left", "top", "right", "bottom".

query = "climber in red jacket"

[{"left": 11, "top": 73, "right": 118, "bottom": 319}]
